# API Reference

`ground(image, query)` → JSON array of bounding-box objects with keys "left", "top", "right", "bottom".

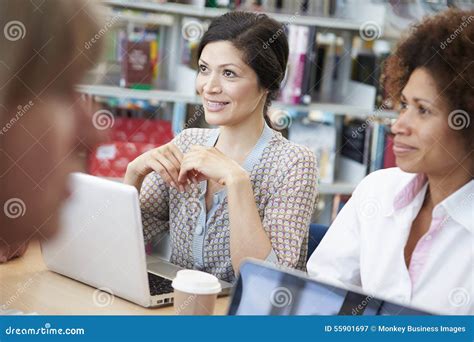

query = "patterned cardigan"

[{"left": 140, "top": 126, "right": 318, "bottom": 282}]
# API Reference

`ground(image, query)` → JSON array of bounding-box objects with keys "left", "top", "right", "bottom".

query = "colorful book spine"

[
  {"left": 291, "top": 26, "right": 309, "bottom": 104},
  {"left": 279, "top": 25, "right": 298, "bottom": 104},
  {"left": 300, "top": 27, "right": 317, "bottom": 105}
]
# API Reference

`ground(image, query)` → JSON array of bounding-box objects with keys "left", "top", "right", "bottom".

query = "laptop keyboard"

[{"left": 147, "top": 272, "right": 174, "bottom": 296}]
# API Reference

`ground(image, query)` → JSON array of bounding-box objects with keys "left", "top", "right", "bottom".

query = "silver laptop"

[{"left": 41, "top": 172, "right": 232, "bottom": 308}]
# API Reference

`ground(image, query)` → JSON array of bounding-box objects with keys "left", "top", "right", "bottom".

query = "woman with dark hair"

[
  {"left": 125, "top": 12, "right": 318, "bottom": 282},
  {"left": 308, "top": 8, "right": 473, "bottom": 315}
]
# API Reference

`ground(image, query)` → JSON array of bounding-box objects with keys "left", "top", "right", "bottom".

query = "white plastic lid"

[{"left": 172, "top": 270, "right": 222, "bottom": 295}]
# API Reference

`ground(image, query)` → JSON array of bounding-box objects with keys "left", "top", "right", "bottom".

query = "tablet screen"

[{"left": 228, "top": 261, "right": 430, "bottom": 316}]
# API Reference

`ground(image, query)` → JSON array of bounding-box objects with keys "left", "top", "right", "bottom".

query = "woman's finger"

[
  {"left": 147, "top": 158, "right": 179, "bottom": 190},
  {"left": 156, "top": 155, "right": 181, "bottom": 187},
  {"left": 177, "top": 160, "right": 192, "bottom": 184},
  {"left": 158, "top": 149, "right": 181, "bottom": 173},
  {"left": 168, "top": 143, "right": 184, "bottom": 163},
  {"left": 178, "top": 157, "right": 201, "bottom": 184}
]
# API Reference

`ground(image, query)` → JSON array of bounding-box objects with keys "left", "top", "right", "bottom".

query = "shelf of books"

[
  {"left": 78, "top": 84, "right": 398, "bottom": 119},
  {"left": 78, "top": 0, "right": 409, "bottom": 225},
  {"left": 78, "top": 85, "right": 200, "bottom": 104},
  {"left": 101, "top": 7, "right": 175, "bottom": 26},
  {"left": 102, "top": 0, "right": 369, "bottom": 31}
]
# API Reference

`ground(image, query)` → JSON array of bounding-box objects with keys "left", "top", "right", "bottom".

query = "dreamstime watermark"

[
  {"left": 359, "top": 21, "right": 382, "bottom": 41},
  {"left": 352, "top": 294, "right": 374, "bottom": 315},
  {"left": 92, "top": 287, "right": 115, "bottom": 307},
  {"left": 351, "top": 102, "right": 391, "bottom": 138},
  {"left": 92, "top": 109, "right": 115, "bottom": 130},
  {"left": 5, "top": 323, "right": 85, "bottom": 336},
  {"left": 182, "top": 20, "right": 204, "bottom": 42},
  {"left": 358, "top": 197, "right": 381, "bottom": 219},
  {"left": 175, "top": 293, "right": 197, "bottom": 314},
  {"left": 0, "top": 100, "right": 35, "bottom": 136},
  {"left": 184, "top": 104, "right": 205, "bottom": 129},
  {"left": 269, "top": 109, "right": 292, "bottom": 130},
  {"left": 84, "top": 15, "right": 120, "bottom": 50},
  {"left": 262, "top": 13, "right": 299, "bottom": 50},
  {"left": 1, "top": 277, "right": 35, "bottom": 311},
  {"left": 448, "top": 287, "right": 471, "bottom": 308},
  {"left": 440, "top": 15, "right": 474, "bottom": 50},
  {"left": 3, "top": 198, "right": 26, "bottom": 219},
  {"left": 3, "top": 20, "right": 26, "bottom": 41},
  {"left": 270, "top": 287, "right": 293, "bottom": 308},
  {"left": 448, "top": 109, "right": 470, "bottom": 130}
]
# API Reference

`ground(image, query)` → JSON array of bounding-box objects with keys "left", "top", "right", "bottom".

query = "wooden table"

[{"left": 0, "top": 241, "right": 229, "bottom": 315}]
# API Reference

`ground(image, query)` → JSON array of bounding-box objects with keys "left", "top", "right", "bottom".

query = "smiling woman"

[
  {"left": 124, "top": 12, "right": 318, "bottom": 282},
  {"left": 307, "top": 8, "right": 473, "bottom": 315}
]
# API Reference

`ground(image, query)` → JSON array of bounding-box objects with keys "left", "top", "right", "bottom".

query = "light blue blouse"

[{"left": 192, "top": 122, "right": 278, "bottom": 270}]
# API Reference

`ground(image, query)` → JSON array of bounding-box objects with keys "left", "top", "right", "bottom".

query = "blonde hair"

[{"left": 0, "top": 0, "right": 103, "bottom": 113}]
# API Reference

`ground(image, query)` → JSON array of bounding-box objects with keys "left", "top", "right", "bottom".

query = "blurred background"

[{"left": 76, "top": 0, "right": 474, "bottom": 227}]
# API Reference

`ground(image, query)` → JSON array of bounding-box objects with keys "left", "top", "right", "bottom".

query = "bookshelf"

[
  {"left": 101, "top": 7, "right": 175, "bottom": 26},
  {"left": 78, "top": 85, "right": 199, "bottom": 104},
  {"left": 318, "top": 182, "right": 355, "bottom": 195},
  {"left": 77, "top": 84, "right": 398, "bottom": 120},
  {"left": 79, "top": 0, "right": 404, "bottom": 204},
  {"left": 102, "top": 0, "right": 368, "bottom": 31}
]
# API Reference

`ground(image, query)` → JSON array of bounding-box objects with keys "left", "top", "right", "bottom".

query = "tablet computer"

[{"left": 228, "top": 259, "right": 431, "bottom": 315}]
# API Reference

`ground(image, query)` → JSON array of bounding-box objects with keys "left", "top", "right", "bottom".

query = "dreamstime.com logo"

[
  {"left": 3, "top": 198, "right": 26, "bottom": 219},
  {"left": 181, "top": 20, "right": 204, "bottom": 42},
  {"left": 4, "top": 323, "right": 85, "bottom": 336},
  {"left": 92, "top": 109, "right": 115, "bottom": 130},
  {"left": 3, "top": 20, "right": 26, "bottom": 41},
  {"left": 0, "top": 100, "right": 35, "bottom": 136},
  {"left": 359, "top": 21, "right": 382, "bottom": 41},
  {"left": 270, "top": 287, "right": 293, "bottom": 308},
  {"left": 448, "top": 287, "right": 471, "bottom": 308},
  {"left": 92, "top": 287, "right": 115, "bottom": 307},
  {"left": 175, "top": 293, "right": 197, "bottom": 314},
  {"left": 270, "top": 109, "right": 292, "bottom": 130},
  {"left": 358, "top": 197, "right": 382, "bottom": 219},
  {"left": 84, "top": 15, "right": 120, "bottom": 50},
  {"left": 1, "top": 277, "right": 35, "bottom": 311},
  {"left": 262, "top": 13, "right": 299, "bottom": 50},
  {"left": 184, "top": 104, "right": 205, "bottom": 129},
  {"left": 448, "top": 109, "right": 470, "bottom": 131},
  {"left": 440, "top": 15, "right": 474, "bottom": 50}
]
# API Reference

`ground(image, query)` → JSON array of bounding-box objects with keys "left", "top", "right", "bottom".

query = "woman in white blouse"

[{"left": 307, "top": 8, "right": 473, "bottom": 315}]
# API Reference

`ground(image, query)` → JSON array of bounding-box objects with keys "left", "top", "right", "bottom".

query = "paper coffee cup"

[{"left": 172, "top": 270, "right": 222, "bottom": 315}]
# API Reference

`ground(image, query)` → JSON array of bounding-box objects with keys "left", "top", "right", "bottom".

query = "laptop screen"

[{"left": 228, "top": 260, "right": 430, "bottom": 316}]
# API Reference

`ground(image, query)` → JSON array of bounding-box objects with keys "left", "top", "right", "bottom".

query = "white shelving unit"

[
  {"left": 80, "top": 1, "right": 400, "bottom": 196},
  {"left": 102, "top": 0, "right": 367, "bottom": 31},
  {"left": 78, "top": 84, "right": 360, "bottom": 195},
  {"left": 77, "top": 84, "right": 199, "bottom": 104},
  {"left": 318, "top": 182, "right": 356, "bottom": 195},
  {"left": 101, "top": 7, "right": 175, "bottom": 26},
  {"left": 77, "top": 84, "right": 398, "bottom": 119}
]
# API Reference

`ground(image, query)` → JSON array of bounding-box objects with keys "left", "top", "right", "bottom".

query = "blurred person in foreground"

[{"left": 0, "top": 0, "right": 105, "bottom": 263}]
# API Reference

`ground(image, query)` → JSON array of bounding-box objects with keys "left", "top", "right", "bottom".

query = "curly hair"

[{"left": 384, "top": 8, "right": 474, "bottom": 148}]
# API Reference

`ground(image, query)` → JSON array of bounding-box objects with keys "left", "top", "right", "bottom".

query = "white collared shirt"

[{"left": 307, "top": 168, "right": 473, "bottom": 315}]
